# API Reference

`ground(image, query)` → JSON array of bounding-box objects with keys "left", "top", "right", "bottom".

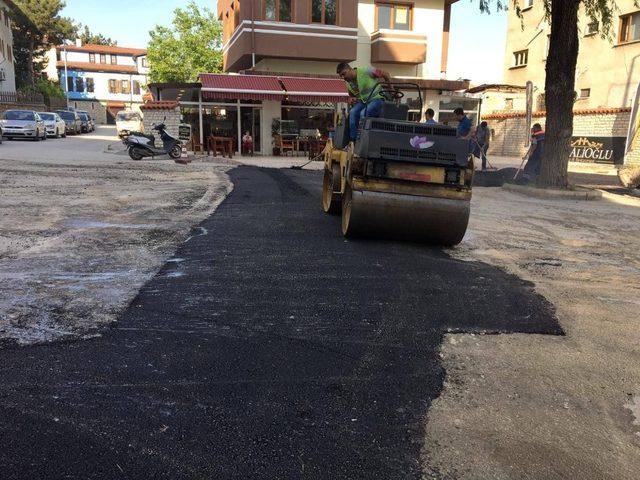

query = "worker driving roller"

[{"left": 337, "top": 62, "right": 391, "bottom": 143}]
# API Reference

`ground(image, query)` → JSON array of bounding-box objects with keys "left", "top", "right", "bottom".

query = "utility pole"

[{"left": 63, "top": 41, "right": 69, "bottom": 108}]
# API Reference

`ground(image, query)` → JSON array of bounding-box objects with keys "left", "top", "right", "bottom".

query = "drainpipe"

[{"left": 251, "top": 0, "right": 256, "bottom": 68}]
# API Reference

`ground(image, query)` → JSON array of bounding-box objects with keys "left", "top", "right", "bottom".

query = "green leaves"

[{"left": 147, "top": 0, "right": 223, "bottom": 83}]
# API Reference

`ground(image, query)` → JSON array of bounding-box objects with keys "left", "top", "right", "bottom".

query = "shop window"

[
  {"left": 100, "top": 54, "right": 107, "bottom": 64},
  {"left": 89, "top": 52, "right": 95, "bottom": 63},
  {"left": 376, "top": 3, "right": 412, "bottom": 31},
  {"left": 265, "top": 0, "right": 292, "bottom": 22},
  {"left": 75, "top": 77, "right": 84, "bottom": 93},
  {"left": 619, "top": 12, "right": 640, "bottom": 44},
  {"left": 513, "top": 49, "right": 528, "bottom": 67},
  {"left": 86, "top": 78, "right": 94, "bottom": 93},
  {"left": 312, "top": 0, "right": 337, "bottom": 25},
  {"left": 579, "top": 88, "right": 590, "bottom": 99},
  {"left": 585, "top": 21, "right": 599, "bottom": 36}
]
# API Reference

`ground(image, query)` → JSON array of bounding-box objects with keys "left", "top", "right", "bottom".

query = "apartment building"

[
  {"left": 45, "top": 41, "right": 149, "bottom": 124},
  {"left": 503, "top": 0, "right": 640, "bottom": 110},
  {"left": 0, "top": 0, "right": 16, "bottom": 94}
]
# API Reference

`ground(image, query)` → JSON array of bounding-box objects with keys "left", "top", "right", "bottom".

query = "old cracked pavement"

[{"left": 0, "top": 166, "right": 562, "bottom": 479}]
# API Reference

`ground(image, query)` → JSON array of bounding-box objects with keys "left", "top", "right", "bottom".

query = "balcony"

[
  {"left": 370, "top": 30, "right": 427, "bottom": 64},
  {"left": 222, "top": 21, "right": 358, "bottom": 72}
]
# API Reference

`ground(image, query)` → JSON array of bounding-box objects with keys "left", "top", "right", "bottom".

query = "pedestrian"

[
  {"left": 242, "top": 130, "right": 253, "bottom": 156},
  {"left": 425, "top": 108, "right": 438, "bottom": 125},
  {"left": 454, "top": 107, "right": 472, "bottom": 139},
  {"left": 337, "top": 62, "right": 391, "bottom": 143},
  {"left": 474, "top": 121, "right": 491, "bottom": 170},
  {"left": 522, "top": 123, "right": 545, "bottom": 181}
]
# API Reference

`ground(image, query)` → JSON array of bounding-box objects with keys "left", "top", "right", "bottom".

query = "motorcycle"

[{"left": 123, "top": 121, "right": 182, "bottom": 160}]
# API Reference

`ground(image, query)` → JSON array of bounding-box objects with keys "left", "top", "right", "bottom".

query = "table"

[{"left": 207, "top": 135, "right": 234, "bottom": 158}]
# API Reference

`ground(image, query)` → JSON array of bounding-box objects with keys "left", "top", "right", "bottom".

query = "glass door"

[{"left": 241, "top": 107, "right": 261, "bottom": 153}]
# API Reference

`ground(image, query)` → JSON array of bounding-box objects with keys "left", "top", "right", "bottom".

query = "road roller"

[{"left": 322, "top": 83, "right": 474, "bottom": 246}]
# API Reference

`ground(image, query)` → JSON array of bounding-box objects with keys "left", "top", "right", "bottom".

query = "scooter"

[{"left": 123, "top": 121, "right": 182, "bottom": 160}]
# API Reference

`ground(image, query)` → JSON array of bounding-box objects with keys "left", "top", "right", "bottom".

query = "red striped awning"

[
  {"left": 280, "top": 76, "right": 348, "bottom": 103},
  {"left": 199, "top": 73, "right": 285, "bottom": 101}
]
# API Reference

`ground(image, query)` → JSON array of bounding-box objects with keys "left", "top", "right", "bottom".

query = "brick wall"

[
  {"left": 483, "top": 108, "right": 639, "bottom": 165},
  {"left": 140, "top": 106, "right": 180, "bottom": 148}
]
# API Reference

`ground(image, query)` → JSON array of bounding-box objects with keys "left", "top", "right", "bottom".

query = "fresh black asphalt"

[{"left": 0, "top": 166, "right": 563, "bottom": 479}]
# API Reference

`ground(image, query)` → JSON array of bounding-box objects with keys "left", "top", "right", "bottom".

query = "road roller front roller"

[{"left": 322, "top": 83, "right": 473, "bottom": 246}]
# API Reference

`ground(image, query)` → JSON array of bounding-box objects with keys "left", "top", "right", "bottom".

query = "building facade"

[
  {"left": 45, "top": 41, "right": 149, "bottom": 124},
  {"left": 503, "top": 0, "right": 640, "bottom": 110},
  {"left": 0, "top": 0, "right": 16, "bottom": 94}
]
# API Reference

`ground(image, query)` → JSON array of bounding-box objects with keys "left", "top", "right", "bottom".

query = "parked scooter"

[{"left": 123, "top": 120, "right": 182, "bottom": 160}]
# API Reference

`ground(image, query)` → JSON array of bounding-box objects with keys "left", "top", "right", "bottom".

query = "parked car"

[
  {"left": 116, "top": 110, "right": 143, "bottom": 138},
  {"left": 77, "top": 110, "right": 95, "bottom": 132},
  {"left": 38, "top": 112, "right": 67, "bottom": 138},
  {"left": 56, "top": 110, "right": 82, "bottom": 135},
  {"left": 1, "top": 110, "right": 47, "bottom": 141}
]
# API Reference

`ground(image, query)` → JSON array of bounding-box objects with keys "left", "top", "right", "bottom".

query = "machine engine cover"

[{"left": 356, "top": 118, "right": 470, "bottom": 167}]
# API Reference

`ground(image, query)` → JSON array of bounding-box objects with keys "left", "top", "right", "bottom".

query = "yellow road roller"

[{"left": 322, "top": 84, "right": 473, "bottom": 246}]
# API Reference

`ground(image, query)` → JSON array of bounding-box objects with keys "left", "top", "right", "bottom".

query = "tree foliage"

[
  {"left": 147, "top": 1, "right": 223, "bottom": 83},
  {"left": 11, "top": 0, "right": 75, "bottom": 87},
  {"left": 480, "top": 0, "right": 618, "bottom": 188},
  {"left": 77, "top": 25, "right": 117, "bottom": 46}
]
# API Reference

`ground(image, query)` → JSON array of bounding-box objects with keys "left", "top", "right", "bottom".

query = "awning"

[
  {"left": 199, "top": 73, "right": 284, "bottom": 101},
  {"left": 280, "top": 77, "right": 348, "bottom": 103}
]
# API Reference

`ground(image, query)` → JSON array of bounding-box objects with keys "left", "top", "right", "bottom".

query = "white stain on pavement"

[{"left": 624, "top": 395, "right": 640, "bottom": 437}]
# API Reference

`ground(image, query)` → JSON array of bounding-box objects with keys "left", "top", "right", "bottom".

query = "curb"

[{"left": 503, "top": 182, "right": 603, "bottom": 200}]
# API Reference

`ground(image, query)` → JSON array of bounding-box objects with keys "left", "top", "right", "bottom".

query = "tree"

[
  {"left": 481, "top": 1, "right": 616, "bottom": 188},
  {"left": 147, "top": 0, "right": 223, "bottom": 83},
  {"left": 11, "top": 0, "right": 75, "bottom": 87},
  {"left": 77, "top": 25, "right": 117, "bottom": 46}
]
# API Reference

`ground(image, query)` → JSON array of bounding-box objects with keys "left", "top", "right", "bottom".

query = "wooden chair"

[
  {"left": 276, "top": 135, "right": 295, "bottom": 156},
  {"left": 189, "top": 134, "right": 204, "bottom": 155}
]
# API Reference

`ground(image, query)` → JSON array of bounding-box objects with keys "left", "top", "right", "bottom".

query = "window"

[
  {"left": 108, "top": 79, "right": 117, "bottom": 94},
  {"left": 89, "top": 52, "right": 95, "bottom": 63},
  {"left": 513, "top": 49, "right": 528, "bottom": 67},
  {"left": 67, "top": 77, "right": 74, "bottom": 92},
  {"left": 585, "top": 21, "right": 599, "bottom": 36},
  {"left": 524, "top": 0, "right": 534, "bottom": 8},
  {"left": 579, "top": 88, "right": 591, "bottom": 98},
  {"left": 376, "top": 3, "right": 411, "bottom": 31},
  {"left": 75, "top": 77, "right": 84, "bottom": 92},
  {"left": 312, "top": 0, "right": 337, "bottom": 25},
  {"left": 132, "top": 80, "right": 141, "bottom": 95},
  {"left": 505, "top": 98, "right": 514, "bottom": 110},
  {"left": 100, "top": 54, "right": 107, "bottom": 64},
  {"left": 141, "top": 57, "right": 148, "bottom": 68},
  {"left": 86, "top": 78, "right": 94, "bottom": 93},
  {"left": 121, "top": 80, "right": 130, "bottom": 94},
  {"left": 110, "top": 54, "right": 117, "bottom": 65},
  {"left": 264, "top": 0, "right": 292, "bottom": 22},
  {"left": 7, "top": 44, "right": 11, "bottom": 63},
  {"left": 619, "top": 12, "right": 640, "bottom": 44}
]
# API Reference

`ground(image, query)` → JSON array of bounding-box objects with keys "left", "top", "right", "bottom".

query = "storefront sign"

[
  {"left": 569, "top": 136, "right": 625, "bottom": 165},
  {"left": 178, "top": 123, "right": 192, "bottom": 142}
]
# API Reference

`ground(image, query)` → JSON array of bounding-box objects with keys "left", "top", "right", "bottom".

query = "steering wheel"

[{"left": 380, "top": 86, "right": 404, "bottom": 101}]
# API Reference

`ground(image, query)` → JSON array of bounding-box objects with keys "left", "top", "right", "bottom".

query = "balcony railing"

[{"left": 0, "top": 91, "right": 46, "bottom": 104}]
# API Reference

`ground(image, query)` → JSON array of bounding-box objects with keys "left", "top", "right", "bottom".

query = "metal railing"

[{"left": 0, "top": 91, "right": 46, "bottom": 104}]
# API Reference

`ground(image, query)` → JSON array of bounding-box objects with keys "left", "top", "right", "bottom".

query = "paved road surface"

[{"left": 0, "top": 167, "right": 562, "bottom": 479}]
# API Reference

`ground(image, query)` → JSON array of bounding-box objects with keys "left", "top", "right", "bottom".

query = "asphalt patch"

[{"left": 0, "top": 166, "right": 562, "bottom": 479}]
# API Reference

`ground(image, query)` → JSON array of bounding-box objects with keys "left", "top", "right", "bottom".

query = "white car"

[
  {"left": 116, "top": 110, "right": 143, "bottom": 138},
  {"left": 38, "top": 112, "right": 67, "bottom": 138}
]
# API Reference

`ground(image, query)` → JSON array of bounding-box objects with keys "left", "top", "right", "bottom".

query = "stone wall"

[
  {"left": 0, "top": 102, "right": 47, "bottom": 115},
  {"left": 140, "top": 103, "right": 181, "bottom": 148},
  {"left": 69, "top": 100, "right": 108, "bottom": 124},
  {"left": 483, "top": 108, "right": 639, "bottom": 165}
]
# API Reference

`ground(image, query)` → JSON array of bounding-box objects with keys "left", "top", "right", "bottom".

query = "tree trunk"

[
  {"left": 537, "top": 0, "right": 580, "bottom": 188},
  {"left": 26, "top": 38, "right": 36, "bottom": 87}
]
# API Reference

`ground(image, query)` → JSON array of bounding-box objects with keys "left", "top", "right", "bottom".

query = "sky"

[{"left": 61, "top": 0, "right": 507, "bottom": 85}]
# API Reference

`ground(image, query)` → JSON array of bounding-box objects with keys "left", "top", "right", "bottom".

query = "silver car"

[
  {"left": 38, "top": 112, "right": 67, "bottom": 138},
  {"left": 2, "top": 110, "right": 47, "bottom": 141}
]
